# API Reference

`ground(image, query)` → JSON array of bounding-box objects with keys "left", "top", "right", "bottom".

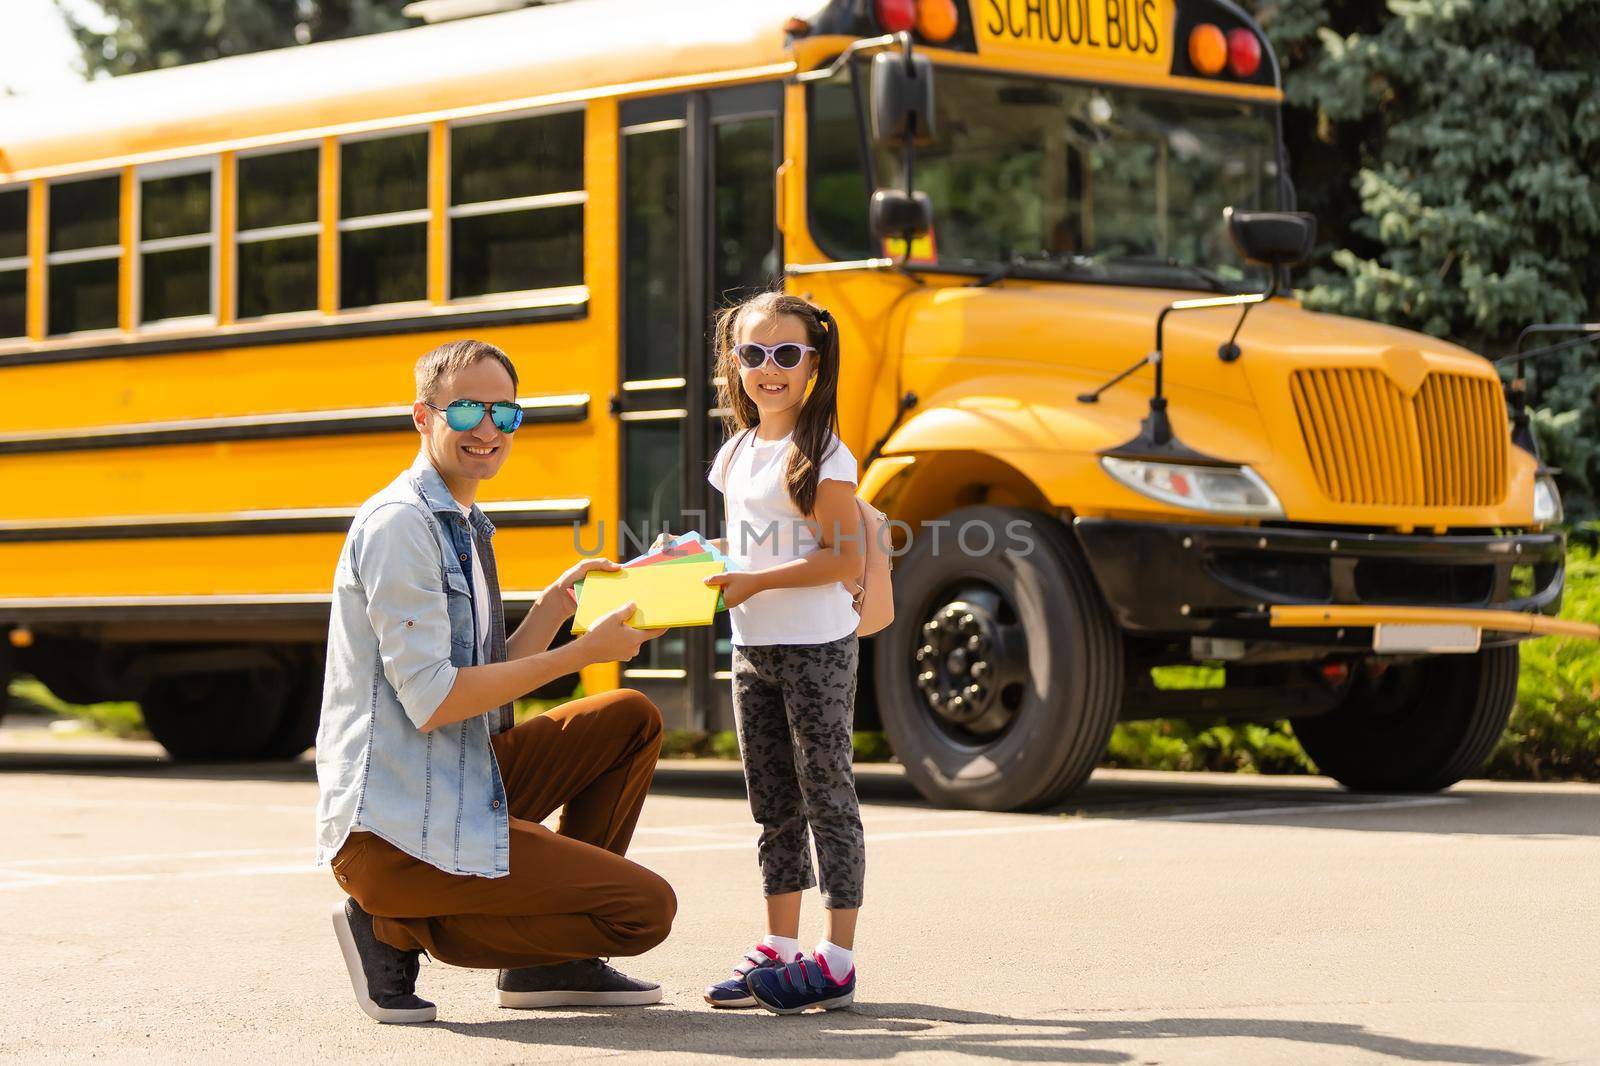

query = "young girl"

[{"left": 701, "top": 292, "right": 865, "bottom": 1014}]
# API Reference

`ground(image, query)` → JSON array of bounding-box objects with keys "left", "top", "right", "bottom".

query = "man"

[{"left": 315, "top": 338, "right": 673, "bottom": 1024}]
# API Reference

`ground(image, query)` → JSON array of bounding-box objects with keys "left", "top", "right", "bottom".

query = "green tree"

[
  {"left": 57, "top": 0, "right": 415, "bottom": 77},
  {"left": 1250, "top": 0, "right": 1600, "bottom": 516}
]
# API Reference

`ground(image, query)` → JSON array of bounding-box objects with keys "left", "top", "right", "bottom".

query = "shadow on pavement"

[{"left": 433, "top": 1002, "right": 1538, "bottom": 1063}]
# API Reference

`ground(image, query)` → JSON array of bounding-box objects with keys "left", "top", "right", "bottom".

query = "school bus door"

[{"left": 614, "top": 83, "right": 783, "bottom": 730}]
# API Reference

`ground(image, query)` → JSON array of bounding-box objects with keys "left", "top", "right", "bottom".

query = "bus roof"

[{"left": 0, "top": 0, "right": 806, "bottom": 180}]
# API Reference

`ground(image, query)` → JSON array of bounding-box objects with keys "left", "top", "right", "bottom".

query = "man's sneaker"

[
  {"left": 329, "top": 898, "right": 436, "bottom": 1024},
  {"left": 703, "top": 944, "right": 793, "bottom": 1009},
  {"left": 745, "top": 953, "right": 856, "bottom": 1014},
  {"left": 496, "top": 958, "right": 662, "bottom": 1008}
]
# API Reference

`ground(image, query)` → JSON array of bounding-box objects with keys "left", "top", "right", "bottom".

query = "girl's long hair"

[{"left": 712, "top": 291, "right": 842, "bottom": 517}]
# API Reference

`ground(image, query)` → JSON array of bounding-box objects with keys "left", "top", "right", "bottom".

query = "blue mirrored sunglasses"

[{"left": 425, "top": 399, "right": 524, "bottom": 434}]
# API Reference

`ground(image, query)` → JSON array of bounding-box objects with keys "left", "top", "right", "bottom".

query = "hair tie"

[{"left": 816, "top": 307, "right": 834, "bottom": 331}]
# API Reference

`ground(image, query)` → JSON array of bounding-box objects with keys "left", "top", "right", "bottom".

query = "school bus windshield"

[{"left": 810, "top": 66, "right": 1282, "bottom": 293}]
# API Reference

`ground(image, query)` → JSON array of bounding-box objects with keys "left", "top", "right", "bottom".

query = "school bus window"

[
  {"left": 622, "top": 123, "right": 683, "bottom": 381},
  {"left": 806, "top": 76, "right": 873, "bottom": 262},
  {"left": 712, "top": 116, "right": 779, "bottom": 305},
  {"left": 0, "top": 187, "right": 26, "bottom": 339},
  {"left": 237, "top": 146, "right": 320, "bottom": 319},
  {"left": 808, "top": 68, "right": 1278, "bottom": 292},
  {"left": 448, "top": 110, "right": 585, "bottom": 299},
  {"left": 339, "top": 131, "right": 428, "bottom": 309},
  {"left": 46, "top": 175, "right": 121, "bottom": 336},
  {"left": 139, "top": 162, "right": 215, "bottom": 324}
]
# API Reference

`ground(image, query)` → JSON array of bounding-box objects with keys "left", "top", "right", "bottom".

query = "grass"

[
  {"left": 1483, "top": 547, "right": 1600, "bottom": 780},
  {"left": 5, "top": 676, "right": 148, "bottom": 739}
]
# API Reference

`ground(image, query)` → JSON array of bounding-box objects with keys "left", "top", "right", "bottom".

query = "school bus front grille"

[{"left": 1289, "top": 368, "right": 1508, "bottom": 507}]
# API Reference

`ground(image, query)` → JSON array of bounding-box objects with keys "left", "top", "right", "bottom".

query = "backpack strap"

[{"left": 719, "top": 426, "right": 756, "bottom": 487}]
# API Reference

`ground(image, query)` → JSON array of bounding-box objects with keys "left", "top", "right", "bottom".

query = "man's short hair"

[{"left": 414, "top": 339, "right": 520, "bottom": 402}]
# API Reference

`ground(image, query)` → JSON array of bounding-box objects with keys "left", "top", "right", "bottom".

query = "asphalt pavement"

[{"left": 2, "top": 717, "right": 1596, "bottom": 1065}]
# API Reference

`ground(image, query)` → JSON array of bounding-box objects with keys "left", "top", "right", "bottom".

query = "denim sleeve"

[{"left": 352, "top": 502, "right": 458, "bottom": 729}]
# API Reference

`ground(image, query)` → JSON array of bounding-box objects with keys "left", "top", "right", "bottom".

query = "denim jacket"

[{"left": 314, "top": 451, "right": 515, "bottom": 877}]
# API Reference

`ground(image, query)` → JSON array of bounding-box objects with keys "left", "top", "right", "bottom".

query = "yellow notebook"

[{"left": 570, "top": 560, "right": 724, "bottom": 633}]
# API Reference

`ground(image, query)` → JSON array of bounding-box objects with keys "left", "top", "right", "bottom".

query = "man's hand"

[
  {"left": 705, "top": 571, "right": 763, "bottom": 609},
  {"left": 573, "top": 601, "right": 662, "bottom": 663},
  {"left": 543, "top": 557, "right": 622, "bottom": 619}
]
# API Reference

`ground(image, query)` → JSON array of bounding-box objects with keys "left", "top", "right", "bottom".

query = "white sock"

[
  {"left": 761, "top": 934, "right": 802, "bottom": 961},
  {"left": 814, "top": 939, "right": 855, "bottom": 981}
]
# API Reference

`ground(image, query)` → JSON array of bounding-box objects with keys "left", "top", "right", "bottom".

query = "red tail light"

[
  {"left": 1227, "top": 28, "right": 1262, "bottom": 77},
  {"left": 875, "top": 0, "right": 916, "bottom": 33}
]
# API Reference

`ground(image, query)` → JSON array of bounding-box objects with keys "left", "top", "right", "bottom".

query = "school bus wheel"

[
  {"left": 257, "top": 646, "right": 327, "bottom": 760},
  {"left": 140, "top": 658, "right": 296, "bottom": 762},
  {"left": 1293, "top": 646, "right": 1520, "bottom": 792},
  {"left": 874, "top": 505, "right": 1123, "bottom": 811},
  {"left": 0, "top": 643, "right": 12, "bottom": 726}
]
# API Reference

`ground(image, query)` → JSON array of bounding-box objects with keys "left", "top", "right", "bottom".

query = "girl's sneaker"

[
  {"left": 745, "top": 953, "right": 856, "bottom": 1014},
  {"left": 704, "top": 944, "right": 790, "bottom": 1008}
]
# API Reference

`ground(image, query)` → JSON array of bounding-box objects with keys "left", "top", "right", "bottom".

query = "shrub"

[{"left": 1484, "top": 547, "right": 1600, "bottom": 780}]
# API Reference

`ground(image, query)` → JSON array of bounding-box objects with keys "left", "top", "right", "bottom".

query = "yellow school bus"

[{"left": 1, "top": 0, "right": 1592, "bottom": 805}]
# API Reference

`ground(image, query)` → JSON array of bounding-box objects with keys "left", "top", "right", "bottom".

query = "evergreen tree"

[
  {"left": 57, "top": 0, "right": 415, "bottom": 77},
  {"left": 1252, "top": 0, "right": 1600, "bottom": 518}
]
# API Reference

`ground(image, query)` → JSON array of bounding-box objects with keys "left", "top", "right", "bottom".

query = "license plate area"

[{"left": 1373, "top": 623, "right": 1482, "bottom": 654}]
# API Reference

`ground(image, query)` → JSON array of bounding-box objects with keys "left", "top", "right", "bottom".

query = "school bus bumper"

[
  {"left": 1267, "top": 604, "right": 1600, "bottom": 640},
  {"left": 1070, "top": 518, "right": 1578, "bottom": 645}
]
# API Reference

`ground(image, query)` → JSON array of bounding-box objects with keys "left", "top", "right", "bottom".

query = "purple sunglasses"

[{"left": 734, "top": 341, "right": 817, "bottom": 370}]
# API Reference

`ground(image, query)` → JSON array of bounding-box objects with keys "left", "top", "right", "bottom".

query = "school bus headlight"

[
  {"left": 1533, "top": 474, "right": 1563, "bottom": 525},
  {"left": 1101, "top": 457, "right": 1284, "bottom": 518}
]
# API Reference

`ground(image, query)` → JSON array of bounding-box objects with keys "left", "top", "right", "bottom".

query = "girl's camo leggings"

[{"left": 730, "top": 634, "right": 864, "bottom": 909}]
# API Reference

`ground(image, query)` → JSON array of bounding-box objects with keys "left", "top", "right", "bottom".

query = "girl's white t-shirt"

[{"left": 708, "top": 428, "right": 860, "bottom": 647}]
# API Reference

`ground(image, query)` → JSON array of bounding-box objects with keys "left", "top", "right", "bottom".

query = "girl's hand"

[
  {"left": 705, "top": 570, "right": 762, "bottom": 609},
  {"left": 545, "top": 557, "right": 622, "bottom": 618}
]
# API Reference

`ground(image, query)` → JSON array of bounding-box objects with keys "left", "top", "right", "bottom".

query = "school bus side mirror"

[
  {"left": 869, "top": 50, "right": 936, "bottom": 147},
  {"left": 870, "top": 189, "right": 932, "bottom": 244},
  {"left": 1225, "top": 208, "right": 1317, "bottom": 267}
]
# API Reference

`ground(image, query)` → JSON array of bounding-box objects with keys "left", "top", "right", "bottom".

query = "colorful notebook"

[
  {"left": 571, "top": 531, "right": 742, "bottom": 613},
  {"left": 569, "top": 559, "right": 724, "bottom": 633}
]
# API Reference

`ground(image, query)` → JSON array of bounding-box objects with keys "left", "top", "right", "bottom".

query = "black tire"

[
  {"left": 259, "top": 651, "right": 325, "bottom": 760},
  {"left": 1294, "top": 646, "right": 1519, "bottom": 792},
  {"left": 141, "top": 665, "right": 290, "bottom": 762},
  {"left": 874, "top": 506, "right": 1123, "bottom": 810},
  {"left": 0, "top": 645, "right": 12, "bottom": 727}
]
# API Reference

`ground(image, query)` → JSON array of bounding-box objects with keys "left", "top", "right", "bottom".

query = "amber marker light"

[
  {"left": 1227, "top": 28, "right": 1262, "bottom": 77},
  {"left": 875, "top": 0, "right": 916, "bottom": 34},
  {"left": 1188, "top": 23, "right": 1227, "bottom": 76},
  {"left": 915, "top": 0, "right": 958, "bottom": 42}
]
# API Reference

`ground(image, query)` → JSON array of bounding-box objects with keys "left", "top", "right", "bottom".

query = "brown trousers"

[{"left": 331, "top": 688, "right": 676, "bottom": 969}]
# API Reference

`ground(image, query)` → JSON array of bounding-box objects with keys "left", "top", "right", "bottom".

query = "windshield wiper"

[
  {"left": 1092, "top": 254, "right": 1241, "bottom": 294},
  {"left": 969, "top": 251, "right": 1094, "bottom": 287}
]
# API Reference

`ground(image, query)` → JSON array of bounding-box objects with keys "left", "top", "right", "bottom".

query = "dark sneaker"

[
  {"left": 746, "top": 953, "right": 856, "bottom": 1014},
  {"left": 704, "top": 944, "right": 794, "bottom": 1009},
  {"left": 496, "top": 958, "right": 663, "bottom": 1008},
  {"left": 329, "top": 898, "right": 436, "bottom": 1024}
]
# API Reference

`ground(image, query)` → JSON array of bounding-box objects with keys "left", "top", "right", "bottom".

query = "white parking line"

[{"left": 0, "top": 795, "right": 1463, "bottom": 891}]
